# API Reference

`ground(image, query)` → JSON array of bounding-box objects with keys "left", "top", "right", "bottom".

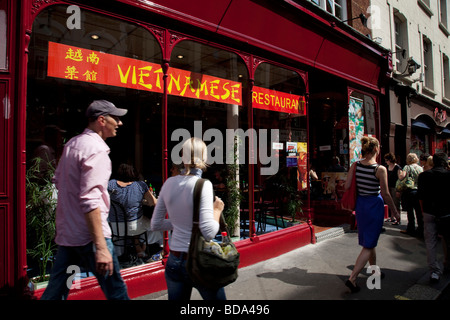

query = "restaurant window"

[
  {"left": 253, "top": 63, "right": 307, "bottom": 232},
  {"left": 26, "top": 4, "right": 164, "bottom": 279},
  {"left": 168, "top": 40, "right": 249, "bottom": 237}
]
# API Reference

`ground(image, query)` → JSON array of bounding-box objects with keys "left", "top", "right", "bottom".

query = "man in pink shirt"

[{"left": 41, "top": 100, "right": 129, "bottom": 300}]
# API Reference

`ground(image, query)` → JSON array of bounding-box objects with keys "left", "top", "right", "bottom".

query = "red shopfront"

[{"left": 0, "top": 0, "right": 391, "bottom": 299}]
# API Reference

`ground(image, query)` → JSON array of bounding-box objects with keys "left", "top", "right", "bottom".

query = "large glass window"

[
  {"left": 253, "top": 63, "right": 307, "bottom": 232},
  {"left": 168, "top": 40, "right": 249, "bottom": 237},
  {"left": 26, "top": 5, "right": 163, "bottom": 279}
]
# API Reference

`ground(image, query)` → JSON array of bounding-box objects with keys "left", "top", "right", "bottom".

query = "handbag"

[
  {"left": 395, "top": 165, "right": 415, "bottom": 192},
  {"left": 186, "top": 178, "right": 240, "bottom": 290},
  {"left": 341, "top": 163, "right": 357, "bottom": 211}
]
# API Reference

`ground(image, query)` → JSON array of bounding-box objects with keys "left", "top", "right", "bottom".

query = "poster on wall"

[
  {"left": 297, "top": 142, "right": 308, "bottom": 191},
  {"left": 286, "top": 142, "right": 298, "bottom": 168},
  {"left": 348, "top": 97, "right": 364, "bottom": 164},
  {"left": 285, "top": 142, "right": 308, "bottom": 190}
]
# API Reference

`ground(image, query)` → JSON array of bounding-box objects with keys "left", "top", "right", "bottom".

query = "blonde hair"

[
  {"left": 361, "top": 136, "right": 379, "bottom": 156},
  {"left": 181, "top": 137, "right": 208, "bottom": 173},
  {"left": 406, "top": 153, "right": 419, "bottom": 165}
]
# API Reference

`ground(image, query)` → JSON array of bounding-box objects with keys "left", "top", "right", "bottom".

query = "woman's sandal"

[{"left": 345, "top": 280, "right": 360, "bottom": 293}]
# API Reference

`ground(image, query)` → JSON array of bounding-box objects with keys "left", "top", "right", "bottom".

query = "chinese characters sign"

[
  {"left": 48, "top": 41, "right": 305, "bottom": 114},
  {"left": 47, "top": 42, "right": 241, "bottom": 105}
]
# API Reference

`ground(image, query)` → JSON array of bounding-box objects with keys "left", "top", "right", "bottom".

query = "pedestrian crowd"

[{"left": 37, "top": 99, "right": 449, "bottom": 299}]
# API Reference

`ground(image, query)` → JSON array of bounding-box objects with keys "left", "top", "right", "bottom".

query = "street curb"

[
  {"left": 315, "top": 224, "right": 351, "bottom": 243},
  {"left": 399, "top": 273, "right": 450, "bottom": 300}
]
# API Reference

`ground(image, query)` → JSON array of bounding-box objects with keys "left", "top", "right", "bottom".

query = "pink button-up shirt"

[{"left": 53, "top": 128, "right": 112, "bottom": 246}]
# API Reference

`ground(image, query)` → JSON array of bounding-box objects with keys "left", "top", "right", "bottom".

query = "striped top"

[{"left": 355, "top": 162, "right": 380, "bottom": 196}]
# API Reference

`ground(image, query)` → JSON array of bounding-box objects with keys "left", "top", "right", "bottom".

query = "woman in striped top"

[{"left": 344, "top": 136, "right": 400, "bottom": 293}]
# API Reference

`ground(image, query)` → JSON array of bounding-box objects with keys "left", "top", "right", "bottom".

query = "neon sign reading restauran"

[{"left": 47, "top": 41, "right": 305, "bottom": 114}]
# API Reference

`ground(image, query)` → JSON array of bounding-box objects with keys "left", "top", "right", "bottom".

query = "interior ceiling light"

[{"left": 91, "top": 34, "right": 100, "bottom": 40}]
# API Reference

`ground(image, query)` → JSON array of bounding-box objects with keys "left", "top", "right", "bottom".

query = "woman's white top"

[{"left": 151, "top": 171, "right": 219, "bottom": 252}]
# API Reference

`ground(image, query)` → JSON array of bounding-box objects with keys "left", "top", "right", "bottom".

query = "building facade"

[
  {"left": 371, "top": 0, "right": 450, "bottom": 163},
  {"left": 1, "top": 0, "right": 391, "bottom": 299}
]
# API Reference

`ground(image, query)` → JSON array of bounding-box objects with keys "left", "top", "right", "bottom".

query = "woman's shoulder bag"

[{"left": 186, "top": 178, "right": 240, "bottom": 290}]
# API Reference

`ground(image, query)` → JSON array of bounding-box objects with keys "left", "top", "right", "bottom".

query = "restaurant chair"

[{"left": 108, "top": 200, "right": 148, "bottom": 262}]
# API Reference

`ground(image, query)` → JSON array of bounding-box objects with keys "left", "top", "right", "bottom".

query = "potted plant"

[{"left": 26, "top": 157, "right": 57, "bottom": 285}]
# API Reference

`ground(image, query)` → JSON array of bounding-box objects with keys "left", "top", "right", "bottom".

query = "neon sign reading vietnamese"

[{"left": 48, "top": 42, "right": 305, "bottom": 114}]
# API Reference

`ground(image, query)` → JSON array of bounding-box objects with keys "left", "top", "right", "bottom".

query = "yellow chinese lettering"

[
  {"left": 87, "top": 52, "right": 100, "bottom": 65},
  {"left": 65, "top": 48, "right": 83, "bottom": 62},
  {"left": 83, "top": 70, "right": 97, "bottom": 82},
  {"left": 65, "top": 66, "right": 79, "bottom": 79}
]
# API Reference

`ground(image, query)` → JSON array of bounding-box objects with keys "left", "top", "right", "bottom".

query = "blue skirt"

[{"left": 355, "top": 194, "right": 384, "bottom": 249}]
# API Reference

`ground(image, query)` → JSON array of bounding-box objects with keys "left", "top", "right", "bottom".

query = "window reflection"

[
  {"left": 168, "top": 40, "right": 248, "bottom": 238},
  {"left": 254, "top": 63, "right": 307, "bottom": 232},
  {"left": 26, "top": 5, "right": 163, "bottom": 279}
]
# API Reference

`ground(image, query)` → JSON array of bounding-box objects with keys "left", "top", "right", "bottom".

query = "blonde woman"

[
  {"left": 398, "top": 153, "right": 423, "bottom": 237},
  {"left": 151, "top": 137, "right": 225, "bottom": 300},
  {"left": 344, "top": 136, "right": 399, "bottom": 293}
]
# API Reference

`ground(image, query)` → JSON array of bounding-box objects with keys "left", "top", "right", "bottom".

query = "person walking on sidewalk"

[
  {"left": 41, "top": 100, "right": 130, "bottom": 300},
  {"left": 398, "top": 153, "right": 424, "bottom": 237},
  {"left": 418, "top": 152, "right": 450, "bottom": 283},
  {"left": 384, "top": 152, "right": 401, "bottom": 225},
  {"left": 151, "top": 137, "right": 225, "bottom": 300},
  {"left": 344, "top": 136, "right": 400, "bottom": 293}
]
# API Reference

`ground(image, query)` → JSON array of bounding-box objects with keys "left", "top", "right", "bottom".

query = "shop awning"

[{"left": 412, "top": 120, "right": 432, "bottom": 130}]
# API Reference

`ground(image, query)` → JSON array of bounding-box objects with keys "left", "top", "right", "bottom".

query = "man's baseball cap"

[{"left": 85, "top": 100, "right": 128, "bottom": 118}]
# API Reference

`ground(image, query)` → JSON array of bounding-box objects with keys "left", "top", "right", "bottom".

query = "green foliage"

[
  {"left": 223, "top": 136, "right": 242, "bottom": 236},
  {"left": 26, "top": 158, "right": 57, "bottom": 282}
]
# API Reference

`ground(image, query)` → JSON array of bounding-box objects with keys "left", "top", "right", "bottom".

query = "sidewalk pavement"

[{"left": 136, "top": 212, "right": 450, "bottom": 301}]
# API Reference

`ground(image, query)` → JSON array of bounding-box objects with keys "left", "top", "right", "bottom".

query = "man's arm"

[{"left": 85, "top": 207, "right": 113, "bottom": 276}]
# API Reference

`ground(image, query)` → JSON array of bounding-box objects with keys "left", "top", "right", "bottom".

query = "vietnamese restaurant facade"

[{"left": 0, "top": 0, "right": 392, "bottom": 299}]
